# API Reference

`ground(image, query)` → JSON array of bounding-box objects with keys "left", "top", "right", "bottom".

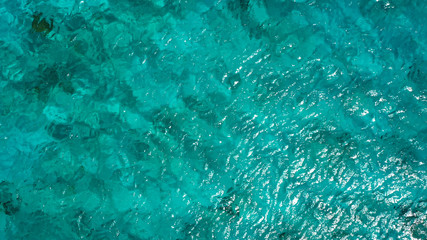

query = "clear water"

[{"left": 0, "top": 0, "right": 426, "bottom": 239}]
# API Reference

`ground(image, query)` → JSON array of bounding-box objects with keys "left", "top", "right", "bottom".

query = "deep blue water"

[{"left": 0, "top": 0, "right": 426, "bottom": 239}]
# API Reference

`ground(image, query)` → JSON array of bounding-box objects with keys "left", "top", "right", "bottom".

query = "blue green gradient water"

[{"left": 0, "top": 0, "right": 426, "bottom": 239}]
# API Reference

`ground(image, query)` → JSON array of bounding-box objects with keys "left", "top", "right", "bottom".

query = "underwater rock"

[
  {"left": 0, "top": 181, "right": 20, "bottom": 216},
  {"left": 46, "top": 122, "right": 72, "bottom": 140}
]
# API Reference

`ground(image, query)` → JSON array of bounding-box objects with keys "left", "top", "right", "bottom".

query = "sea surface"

[{"left": 0, "top": 0, "right": 426, "bottom": 239}]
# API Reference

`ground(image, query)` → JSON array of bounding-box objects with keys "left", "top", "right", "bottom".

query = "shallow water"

[{"left": 0, "top": 0, "right": 426, "bottom": 239}]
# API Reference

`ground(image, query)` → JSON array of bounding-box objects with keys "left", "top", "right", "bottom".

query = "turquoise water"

[{"left": 0, "top": 0, "right": 426, "bottom": 239}]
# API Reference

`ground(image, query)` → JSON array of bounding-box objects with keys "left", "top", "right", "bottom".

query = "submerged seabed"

[{"left": 0, "top": 0, "right": 426, "bottom": 239}]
